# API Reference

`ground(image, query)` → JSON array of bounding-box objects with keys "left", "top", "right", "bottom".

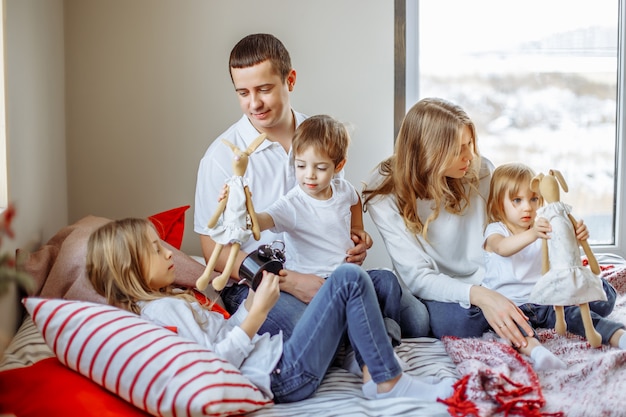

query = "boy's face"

[
  {"left": 503, "top": 184, "right": 540, "bottom": 233},
  {"left": 145, "top": 227, "right": 175, "bottom": 290},
  {"left": 294, "top": 146, "right": 342, "bottom": 200},
  {"left": 231, "top": 60, "right": 295, "bottom": 135}
]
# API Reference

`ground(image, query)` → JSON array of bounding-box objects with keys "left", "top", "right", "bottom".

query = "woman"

[{"left": 362, "top": 97, "right": 533, "bottom": 349}]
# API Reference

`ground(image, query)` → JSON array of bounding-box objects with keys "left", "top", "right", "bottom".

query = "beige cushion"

[{"left": 19, "top": 215, "right": 223, "bottom": 307}]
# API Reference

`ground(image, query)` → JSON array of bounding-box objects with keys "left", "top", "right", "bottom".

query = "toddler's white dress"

[{"left": 528, "top": 201, "right": 607, "bottom": 305}]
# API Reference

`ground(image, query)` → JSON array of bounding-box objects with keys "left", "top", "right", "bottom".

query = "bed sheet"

[{"left": 0, "top": 315, "right": 457, "bottom": 417}]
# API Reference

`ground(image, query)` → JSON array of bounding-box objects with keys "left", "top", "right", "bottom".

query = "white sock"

[
  {"left": 619, "top": 332, "right": 626, "bottom": 350},
  {"left": 530, "top": 345, "right": 566, "bottom": 371},
  {"left": 368, "top": 373, "right": 455, "bottom": 402},
  {"left": 362, "top": 380, "right": 377, "bottom": 398}
]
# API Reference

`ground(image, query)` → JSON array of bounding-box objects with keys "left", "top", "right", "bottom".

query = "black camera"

[{"left": 238, "top": 240, "right": 285, "bottom": 290}]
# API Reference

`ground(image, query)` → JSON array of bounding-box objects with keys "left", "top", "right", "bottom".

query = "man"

[{"left": 194, "top": 33, "right": 427, "bottom": 340}]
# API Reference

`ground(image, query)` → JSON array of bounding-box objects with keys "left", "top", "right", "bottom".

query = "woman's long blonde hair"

[
  {"left": 363, "top": 97, "right": 482, "bottom": 239},
  {"left": 86, "top": 218, "right": 201, "bottom": 315}
]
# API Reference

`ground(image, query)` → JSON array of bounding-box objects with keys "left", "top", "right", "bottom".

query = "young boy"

[
  {"left": 256, "top": 114, "right": 413, "bottom": 373},
  {"left": 256, "top": 114, "right": 370, "bottom": 278}
]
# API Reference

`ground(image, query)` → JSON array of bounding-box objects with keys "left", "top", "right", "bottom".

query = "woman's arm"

[{"left": 366, "top": 192, "right": 476, "bottom": 304}]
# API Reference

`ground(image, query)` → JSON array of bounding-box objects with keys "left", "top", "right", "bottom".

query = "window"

[
  {"left": 0, "top": 2, "right": 6, "bottom": 209},
  {"left": 403, "top": 0, "right": 625, "bottom": 257}
]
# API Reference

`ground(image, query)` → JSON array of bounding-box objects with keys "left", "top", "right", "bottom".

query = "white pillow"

[{"left": 23, "top": 297, "right": 273, "bottom": 417}]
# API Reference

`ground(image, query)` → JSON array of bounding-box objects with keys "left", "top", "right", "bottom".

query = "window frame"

[{"left": 398, "top": 0, "right": 626, "bottom": 259}]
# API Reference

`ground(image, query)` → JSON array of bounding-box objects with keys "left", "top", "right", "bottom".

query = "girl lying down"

[{"left": 85, "top": 218, "right": 456, "bottom": 403}]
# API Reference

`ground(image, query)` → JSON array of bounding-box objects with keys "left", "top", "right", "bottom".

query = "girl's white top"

[
  {"left": 482, "top": 221, "right": 543, "bottom": 305},
  {"left": 140, "top": 297, "right": 282, "bottom": 399}
]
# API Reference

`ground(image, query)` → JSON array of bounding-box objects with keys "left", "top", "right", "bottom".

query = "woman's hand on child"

[{"left": 471, "top": 286, "right": 532, "bottom": 348}]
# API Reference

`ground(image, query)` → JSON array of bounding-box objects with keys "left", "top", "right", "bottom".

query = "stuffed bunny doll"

[
  {"left": 528, "top": 169, "right": 606, "bottom": 347},
  {"left": 196, "top": 133, "right": 266, "bottom": 291}
]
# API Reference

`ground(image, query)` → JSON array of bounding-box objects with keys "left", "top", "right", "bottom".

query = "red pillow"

[
  {"left": 148, "top": 205, "right": 190, "bottom": 249},
  {"left": 0, "top": 357, "right": 150, "bottom": 417}
]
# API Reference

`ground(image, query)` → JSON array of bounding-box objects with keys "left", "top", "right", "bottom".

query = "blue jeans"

[
  {"left": 398, "top": 282, "right": 431, "bottom": 338},
  {"left": 221, "top": 267, "right": 427, "bottom": 343},
  {"left": 425, "top": 278, "right": 623, "bottom": 343},
  {"left": 269, "top": 263, "right": 402, "bottom": 403}
]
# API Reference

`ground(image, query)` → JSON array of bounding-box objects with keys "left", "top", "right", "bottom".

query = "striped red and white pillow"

[{"left": 23, "top": 297, "right": 273, "bottom": 417}]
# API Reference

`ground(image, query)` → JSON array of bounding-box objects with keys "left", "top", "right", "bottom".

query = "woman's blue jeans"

[
  {"left": 424, "top": 278, "right": 623, "bottom": 343},
  {"left": 269, "top": 263, "right": 402, "bottom": 403}
]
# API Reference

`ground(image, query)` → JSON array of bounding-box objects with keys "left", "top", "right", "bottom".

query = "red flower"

[{"left": 1, "top": 204, "right": 16, "bottom": 240}]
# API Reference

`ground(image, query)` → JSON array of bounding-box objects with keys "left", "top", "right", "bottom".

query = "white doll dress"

[
  {"left": 207, "top": 176, "right": 252, "bottom": 246},
  {"left": 528, "top": 201, "right": 607, "bottom": 306}
]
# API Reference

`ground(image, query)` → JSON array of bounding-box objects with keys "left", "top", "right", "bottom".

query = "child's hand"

[
  {"left": 350, "top": 228, "right": 373, "bottom": 250},
  {"left": 533, "top": 217, "right": 552, "bottom": 239},
  {"left": 250, "top": 271, "right": 280, "bottom": 316},
  {"left": 574, "top": 219, "right": 590, "bottom": 241},
  {"left": 217, "top": 184, "right": 229, "bottom": 202}
]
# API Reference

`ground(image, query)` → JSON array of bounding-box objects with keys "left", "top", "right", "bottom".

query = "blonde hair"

[
  {"left": 86, "top": 218, "right": 205, "bottom": 317},
  {"left": 487, "top": 162, "right": 542, "bottom": 230},
  {"left": 292, "top": 114, "right": 350, "bottom": 167},
  {"left": 363, "top": 97, "right": 482, "bottom": 239}
]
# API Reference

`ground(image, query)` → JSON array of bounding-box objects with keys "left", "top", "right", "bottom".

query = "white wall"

[
  {"left": 64, "top": 1, "right": 396, "bottom": 269},
  {"left": 4, "top": 0, "right": 67, "bottom": 253}
]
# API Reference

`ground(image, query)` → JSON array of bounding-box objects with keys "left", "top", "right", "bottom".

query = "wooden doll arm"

[{"left": 207, "top": 187, "right": 229, "bottom": 228}]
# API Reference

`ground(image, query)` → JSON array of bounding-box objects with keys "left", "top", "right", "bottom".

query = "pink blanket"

[{"left": 439, "top": 266, "right": 626, "bottom": 417}]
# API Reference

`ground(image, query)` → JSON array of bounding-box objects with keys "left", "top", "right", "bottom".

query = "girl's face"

[
  {"left": 145, "top": 227, "right": 175, "bottom": 290},
  {"left": 443, "top": 125, "right": 474, "bottom": 179},
  {"left": 294, "top": 146, "right": 343, "bottom": 200},
  {"left": 503, "top": 183, "right": 540, "bottom": 234}
]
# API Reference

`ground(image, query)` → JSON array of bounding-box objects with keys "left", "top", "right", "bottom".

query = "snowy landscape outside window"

[{"left": 408, "top": 0, "right": 621, "bottom": 248}]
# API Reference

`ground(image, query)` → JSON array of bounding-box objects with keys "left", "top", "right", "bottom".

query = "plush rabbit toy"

[
  {"left": 196, "top": 133, "right": 266, "bottom": 292},
  {"left": 528, "top": 169, "right": 606, "bottom": 347}
]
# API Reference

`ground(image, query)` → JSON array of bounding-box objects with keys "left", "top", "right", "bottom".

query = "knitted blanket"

[{"left": 439, "top": 265, "right": 626, "bottom": 417}]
